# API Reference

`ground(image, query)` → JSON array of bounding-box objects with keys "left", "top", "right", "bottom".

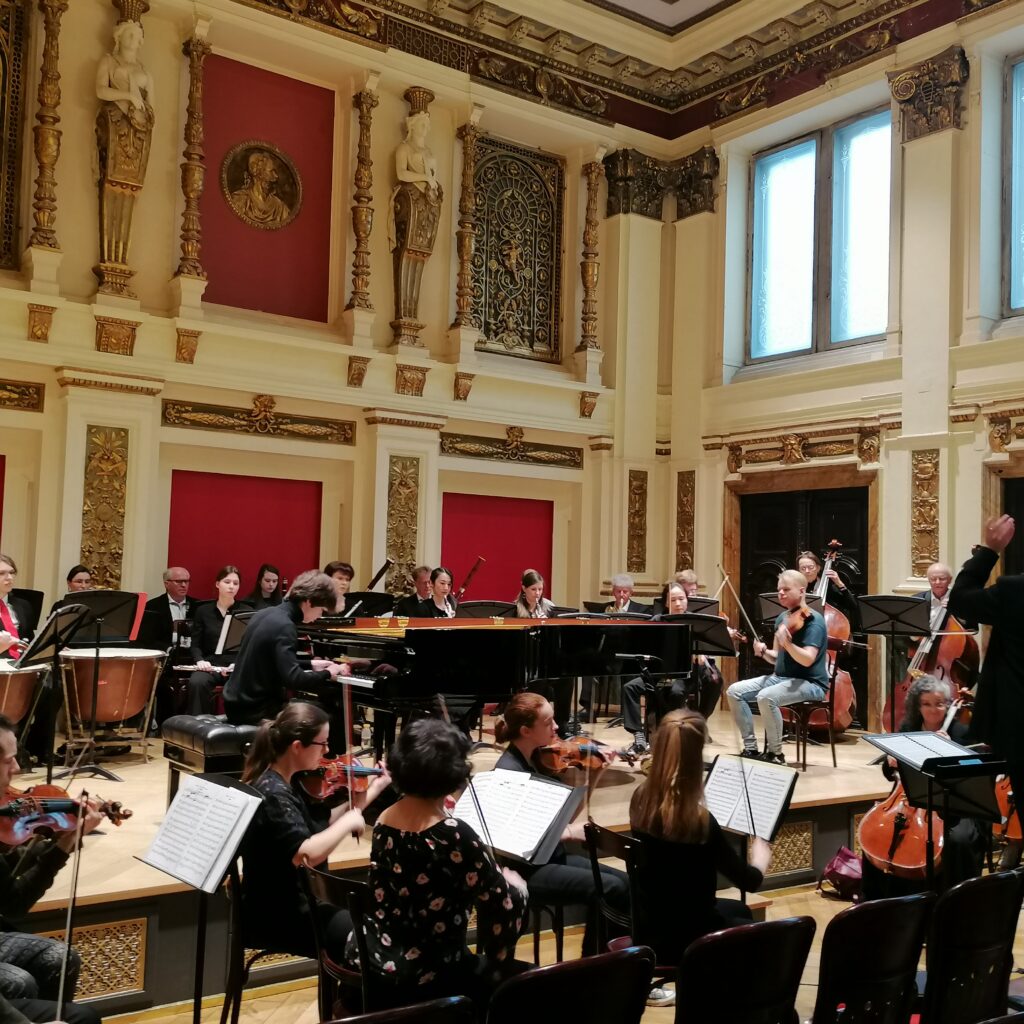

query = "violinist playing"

[
  {"left": 0, "top": 713, "right": 103, "bottom": 1024},
  {"left": 726, "top": 570, "right": 828, "bottom": 766},
  {"left": 861, "top": 675, "right": 984, "bottom": 899},
  {"left": 493, "top": 693, "right": 629, "bottom": 955}
]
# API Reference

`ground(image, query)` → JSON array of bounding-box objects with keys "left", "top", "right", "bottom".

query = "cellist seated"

[{"left": 860, "top": 675, "right": 985, "bottom": 900}]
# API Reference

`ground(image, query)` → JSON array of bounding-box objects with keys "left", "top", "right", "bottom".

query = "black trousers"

[
  {"left": 186, "top": 670, "right": 221, "bottom": 716},
  {"left": 535, "top": 679, "right": 573, "bottom": 731},
  {"left": 0, "top": 932, "right": 80, "bottom": 1002},
  {"left": 11, "top": 996, "right": 100, "bottom": 1024},
  {"left": 622, "top": 666, "right": 722, "bottom": 736}
]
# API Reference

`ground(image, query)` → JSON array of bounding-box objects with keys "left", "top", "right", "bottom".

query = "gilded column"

[
  {"left": 450, "top": 122, "right": 479, "bottom": 329},
  {"left": 577, "top": 161, "right": 603, "bottom": 353},
  {"left": 174, "top": 34, "right": 211, "bottom": 279},
  {"left": 347, "top": 88, "right": 378, "bottom": 311},
  {"left": 27, "top": 0, "right": 69, "bottom": 250}
]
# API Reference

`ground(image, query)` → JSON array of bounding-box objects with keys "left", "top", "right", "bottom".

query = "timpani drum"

[
  {"left": 0, "top": 660, "right": 44, "bottom": 725},
  {"left": 60, "top": 648, "right": 165, "bottom": 756}
]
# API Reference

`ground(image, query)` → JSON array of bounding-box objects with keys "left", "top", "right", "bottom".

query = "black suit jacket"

[
  {"left": 1, "top": 596, "right": 34, "bottom": 651},
  {"left": 136, "top": 594, "right": 197, "bottom": 651},
  {"left": 605, "top": 599, "right": 649, "bottom": 614},
  {"left": 394, "top": 594, "right": 427, "bottom": 617},
  {"left": 949, "top": 547, "right": 1024, "bottom": 764},
  {"left": 415, "top": 597, "right": 457, "bottom": 618}
]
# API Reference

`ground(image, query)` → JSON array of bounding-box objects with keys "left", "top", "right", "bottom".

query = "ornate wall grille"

[
  {"left": 472, "top": 135, "right": 564, "bottom": 364},
  {"left": 0, "top": 0, "right": 26, "bottom": 269}
]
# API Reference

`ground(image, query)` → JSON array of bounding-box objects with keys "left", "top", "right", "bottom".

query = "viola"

[
  {"left": 0, "top": 784, "right": 131, "bottom": 848},
  {"left": 295, "top": 755, "right": 385, "bottom": 803},
  {"left": 534, "top": 737, "right": 634, "bottom": 774}
]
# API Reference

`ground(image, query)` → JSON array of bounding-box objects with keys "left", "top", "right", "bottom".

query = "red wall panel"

[
  {"left": 200, "top": 56, "right": 334, "bottom": 322},
  {"left": 0, "top": 456, "right": 6, "bottom": 545},
  {"left": 168, "top": 470, "right": 322, "bottom": 600},
  {"left": 440, "top": 493, "right": 553, "bottom": 604}
]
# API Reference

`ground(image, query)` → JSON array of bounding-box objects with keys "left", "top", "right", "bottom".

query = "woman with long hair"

[
  {"left": 187, "top": 565, "right": 246, "bottom": 715},
  {"left": 514, "top": 569, "right": 555, "bottom": 619},
  {"left": 239, "top": 701, "right": 390, "bottom": 959},
  {"left": 493, "top": 693, "right": 630, "bottom": 957},
  {"left": 415, "top": 566, "right": 457, "bottom": 618},
  {"left": 353, "top": 718, "right": 526, "bottom": 1011},
  {"left": 245, "top": 563, "right": 282, "bottom": 610},
  {"left": 628, "top": 708, "right": 771, "bottom": 1005}
]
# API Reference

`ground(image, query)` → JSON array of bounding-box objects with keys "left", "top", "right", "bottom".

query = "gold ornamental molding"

[
  {"left": 453, "top": 371, "right": 474, "bottom": 402},
  {"left": 174, "top": 328, "right": 201, "bottom": 364},
  {"left": 451, "top": 121, "right": 479, "bottom": 330},
  {"left": 56, "top": 367, "right": 162, "bottom": 396},
  {"left": 577, "top": 161, "right": 603, "bottom": 353},
  {"left": 579, "top": 391, "right": 598, "bottom": 419},
  {"left": 0, "top": 0, "right": 27, "bottom": 269},
  {"left": 27, "top": 304, "right": 55, "bottom": 342},
  {"left": 911, "top": 449, "right": 940, "bottom": 577},
  {"left": 385, "top": 454, "right": 419, "bottom": 596},
  {"left": 675, "top": 470, "right": 695, "bottom": 573},
  {"left": 347, "top": 87, "right": 379, "bottom": 311},
  {"left": 41, "top": 917, "right": 145, "bottom": 999},
  {"left": 162, "top": 394, "right": 355, "bottom": 444},
  {"left": 175, "top": 35, "right": 212, "bottom": 279},
  {"left": 395, "top": 364, "right": 429, "bottom": 397},
  {"left": 704, "top": 419, "right": 893, "bottom": 476},
  {"left": 603, "top": 143, "right": 719, "bottom": 221},
  {"left": 94, "top": 316, "right": 140, "bottom": 356},
  {"left": 81, "top": 425, "right": 129, "bottom": 589},
  {"left": 982, "top": 402, "right": 1024, "bottom": 455},
  {"left": 440, "top": 426, "right": 583, "bottom": 469},
  {"left": 626, "top": 469, "right": 648, "bottom": 575},
  {"left": 888, "top": 46, "right": 969, "bottom": 144},
  {"left": 348, "top": 355, "right": 371, "bottom": 388},
  {"left": 0, "top": 379, "right": 45, "bottom": 412},
  {"left": 363, "top": 408, "right": 445, "bottom": 431}
]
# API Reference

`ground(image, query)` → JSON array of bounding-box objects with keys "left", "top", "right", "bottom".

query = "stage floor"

[{"left": 25, "top": 712, "right": 890, "bottom": 914}]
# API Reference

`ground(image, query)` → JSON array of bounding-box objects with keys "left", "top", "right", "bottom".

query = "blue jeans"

[{"left": 726, "top": 673, "right": 826, "bottom": 754}]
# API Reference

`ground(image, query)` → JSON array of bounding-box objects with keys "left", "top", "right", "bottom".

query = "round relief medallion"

[{"left": 221, "top": 140, "right": 302, "bottom": 231}]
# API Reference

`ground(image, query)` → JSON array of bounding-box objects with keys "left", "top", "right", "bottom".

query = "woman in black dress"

[
  {"left": 416, "top": 567, "right": 457, "bottom": 618},
  {"left": 187, "top": 565, "right": 243, "bottom": 715},
  {"left": 244, "top": 563, "right": 282, "bottom": 610},
  {"left": 353, "top": 718, "right": 527, "bottom": 1012}
]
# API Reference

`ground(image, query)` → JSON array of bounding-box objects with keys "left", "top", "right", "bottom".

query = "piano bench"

[{"left": 161, "top": 714, "right": 259, "bottom": 805}]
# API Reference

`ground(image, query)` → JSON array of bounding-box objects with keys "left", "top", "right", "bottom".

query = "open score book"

[{"left": 703, "top": 754, "right": 798, "bottom": 842}]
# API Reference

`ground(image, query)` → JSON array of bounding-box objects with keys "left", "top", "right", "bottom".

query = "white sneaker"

[{"left": 646, "top": 986, "right": 676, "bottom": 1007}]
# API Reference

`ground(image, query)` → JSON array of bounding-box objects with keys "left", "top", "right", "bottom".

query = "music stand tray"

[
  {"left": 659, "top": 613, "right": 736, "bottom": 657},
  {"left": 455, "top": 601, "right": 517, "bottom": 618},
  {"left": 55, "top": 590, "right": 146, "bottom": 645},
  {"left": 757, "top": 593, "right": 823, "bottom": 622},
  {"left": 344, "top": 592, "right": 395, "bottom": 618}
]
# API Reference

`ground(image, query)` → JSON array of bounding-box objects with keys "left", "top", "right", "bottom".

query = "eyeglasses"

[
  {"left": 308, "top": 740, "right": 330, "bottom": 749},
  {"left": 0, "top": 571, "right": 16, "bottom": 579}
]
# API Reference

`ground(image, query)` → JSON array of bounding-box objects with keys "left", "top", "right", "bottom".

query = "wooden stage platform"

[{"left": 20, "top": 713, "right": 889, "bottom": 1016}]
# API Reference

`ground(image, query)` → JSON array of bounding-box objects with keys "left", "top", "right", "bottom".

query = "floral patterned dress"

[{"left": 355, "top": 816, "right": 525, "bottom": 995}]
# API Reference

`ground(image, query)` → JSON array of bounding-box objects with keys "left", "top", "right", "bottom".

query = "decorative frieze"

[
  {"left": 347, "top": 87, "right": 379, "bottom": 311},
  {"left": 0, "top": 379, "right": 44, "bottom": 412},
  {"left": 175, "top": 35, "right": 211, "bottom": 279},
  {"left": 910, "top": 449, "right": 940, "bottom": 577},
  {"left": 395, "top": 364, "right": 428, "bottom": 397},
  {"left": 440, "top": 426, "right": 582, "bottom": 469},
  {"left": 626, "top": 469, "right": 648, "bottom": 574},
  {"left": 474, "top": 55, "right": 607, "bottom": 117},
  {"left": 81, "top": 425, "right": 129, "bottom": 589},
  {"left": 27, "top": 304, "right": 55, "bottom": 342},
  {"left": 385, "top": 455, "right": 419, "bottom": 596},
  {"left": 94, "top": 316, "right": 139, "bottom": 356},
  {"left": 453, "top": 372, "right": 475, "bottom": 401},
  {"left": 888, "top": 46, "right": 969, "bottom": 144},
  {"left": 675, "top": 470, "right": 695, "bottom": 572},
  {"left": 348, "top": 355, "right": 371, "bottom": 388},
  {"left": 57, "top": 368, "right": 161, "bottom": 395},
  {"left": 174, "top": 328, "right": 200, "bottom": 364},
  {"left": 162, "top": 395, "right": 355, "bottom": 444}
]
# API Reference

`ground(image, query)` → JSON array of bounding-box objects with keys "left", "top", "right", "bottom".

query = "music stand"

[
  {"left": 857, "top": 595, "right": 931, "bottom": 732},
  {"left": 757, "top": 593, "right": 823, "bottom": 622},
  {"left": 549, "top": 606, "right": 579, "bottom": 617},
  {"left": 659, "top": 613, "right": 737, "bottom": 657},
  {"left": 11, "top": 589, "right": 44, "bottom": 637},
  {"left": 582, "top": 601, "right": 608, "bottom": 613},
  {"left": 216, "top": 610, "right": 254, "bottom": 658},
  {"left": 53, "top": 590, "right": 146, "bottom": 782},
  {"left": 455, "top": 601, "right": 517, "bottom": 618},
  {"left": 685, "top": 597, "right": 719, "bottom": 616},
  {"left": 344, "top": 592, "right": 395, "bottom": 618}
]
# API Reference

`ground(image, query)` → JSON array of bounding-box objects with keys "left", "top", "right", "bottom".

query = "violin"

[
  {"left": 534, "top": 737, "right": 634, "bottom": 774},
  {"left": 0, "top": 784, "right": 131, "bottom": 848},
  {"left": 295, "top": 755, "right": 385, "bottom": 804}
]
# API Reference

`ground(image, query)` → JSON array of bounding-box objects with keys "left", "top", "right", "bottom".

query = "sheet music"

[
  {"left": 865, "top": 731, "right": 970, "bottom": 770},
  {"left": 454, "top": 769, "right": 573, "bottom": 860},
  {"left": 139, "top": 775, "right": 261, "bottom": 892},
  {"left": 704, "top": 755, "right": 797, "bottom": 841}
]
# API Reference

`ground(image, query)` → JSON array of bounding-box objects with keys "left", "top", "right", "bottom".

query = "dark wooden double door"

[{"left": 739, "top": 486, "right": 869, "bottom": 727}]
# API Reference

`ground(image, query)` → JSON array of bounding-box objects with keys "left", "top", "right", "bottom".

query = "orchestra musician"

[
  {"left": 0, "top": 558, "right": 30, "bottom": 658},
  {"left": 323, "top": 561, "right": 354, "bottom": 613},
  {"left": 917, "top": 562, "right": 955, "bottom": 630},
  {"left": 620, "top": 581, "right": 724, "bottom": 757},
  {"left": 63, "top": 566, "right": 92, "bottom": 593},
  {"left": 651, "top": 569, "right": 698, "bottom": 615},
  {"left": 223, "top": 570, "right": 348, "bottom": 727},
  {"left": 0, "top": 714, "right": 103, "bottom": 1024},
  {"left": 494, "top": 693, "right": 630, "bottom": 955},
  {"left": 629, "top": 709, "right": 772, "bottom": 1007},
  {"left": 725, "top": 569, "right": 828, "bottom": 766},
  {"left": 949, "top": 515, "right": 1024, "bottom": 842},
  {"left": 393, "top": 565, "right": 431, "bottom": 617},
  {"left": 605, "top": 573, "right": 646, "bottom": 614},
  {"left": 244, "top": 563, "right": 282, "bottom": 610},
  {"left": 515, "top": 571, "right": 572, "bottom": 731},
  {"left": 349, "top": 718, "right": 528, "bottom": 1011},
  {"left": 137, "top": 567, "right": 196, "bottom": 651},
  {"left": 186, "top": 565, "right": 244, "bottom": 716},
  {"left": 238, "top": 702, "right": 389, "bottom": 961},
  {"left": 415, "top": 567, "right": 457, "bottom": 618},
  {"left": 796, "top": 550, "right": 858, "bottom": 623}
]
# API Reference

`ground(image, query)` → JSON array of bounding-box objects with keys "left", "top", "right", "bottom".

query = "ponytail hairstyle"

[
  {"left": 242, "top": 701, "right": 329, "bottom": 783},
  {"left": 494, "top": 692, "right": 549, "bottom": 745},
  {"left": 629, "top": 709, "right": 709, "bottom": 843}
]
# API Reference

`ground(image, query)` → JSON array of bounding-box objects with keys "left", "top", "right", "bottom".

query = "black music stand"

[
  {"left": 53, "top": 590, "right": 145, "bottom": 782},
  {"left": 455, "top": 601, "right": 517, "bottom": 618},
  {"left": 857, "top": 595, "right": 931, "bottom": 733},
  {"left": 582, "top": 601, "right": 608, "bottom": 613},
  {"left": 15, "top": 604, "right": 89, "bottom": 784},
  {"left": 11, "top": 588, "right": 44, "bottom": 638},
  {"left": 615, "top": 625, "right": 693, "bottom": 733},
  {"left": 216, "top": 609, "right": 254, "bottom": 658},
  {"left": 659, "top": 613, "right": 737, "bottom": 657},
  {"left": 549, "top": 606, "right": 579, "bottom": 617},
  {"left": 685, "top": 597, "right": 719, "bottom": 616},
  {"left": 344, "top": 592, "right": 395, "bottom": 617},
  {"left": 757, "top": 592, "right": 823, "bottom": 622}
]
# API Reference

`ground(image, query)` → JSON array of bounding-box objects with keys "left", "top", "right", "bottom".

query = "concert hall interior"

[{"left": 3, "top": 0, "right": 1024, "bottom": 1018}]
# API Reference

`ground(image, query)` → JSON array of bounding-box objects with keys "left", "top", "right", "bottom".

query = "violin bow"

[
  {"left": 56, "top": 788, "right": 88, "bottom": 1021},
  {"left": 340, "top": 680, "right": 358, "bottom": 842},
  {"left": 716, "top": 565, "right": 761, "bottom": 642}
]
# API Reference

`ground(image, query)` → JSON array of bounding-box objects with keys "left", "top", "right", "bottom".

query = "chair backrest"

[
  {"left": 486, "top": 945, "right": 655, "bottom": 1024},
  {"left": 920, "top": 869, "right": 1024, "bottom": 1024},
  {"left": 976, "top": 1016, "right": 1024, "bottom": 1024},
  {"left": 675, "top": 916, "right": 816, "bottom": 1024},
  {"left": 583, "top": 821, "right": 640, "bottom": 934},
  {"left": 330, "top": 996, "right": 475, "bottom": 1024},
  {"left": 811, "top": 891, "right": 935, "bottom": 1024}
]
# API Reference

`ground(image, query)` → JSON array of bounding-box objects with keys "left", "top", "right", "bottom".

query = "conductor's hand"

[
  {"left": 985, "top": 514, "right": 1016, "bottom": 553},
  {"left": 750, "top": 836, "right": 773, "bottom": 875}
]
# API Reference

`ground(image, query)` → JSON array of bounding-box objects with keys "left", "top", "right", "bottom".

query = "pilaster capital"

[{"left": 887, "top": 46, "right": 969, "bottom": 144}]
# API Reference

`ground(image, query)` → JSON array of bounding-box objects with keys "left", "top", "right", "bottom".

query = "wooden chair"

[
  {"left": 526, "top": 900, "right": 564, "bottom": 965},
  {"left": 784, "top": 635, "right": 848, "bottom": 771},
  {"left": 810, "top": 891, "right": 934, "bottom": 1024},
  {"left": 674, "top": 916, "right": 816, "bottom": 1024},
  {"left": 301, "top": 865, "right": 374, "bottom": 1020},
  {"left": 329, "top": 996, "right": 475, "bottom": 1024},
  {"left": 917, "top": 869, "right": 1024, "bottom": 1024},
  {"left": 486, "top": 945, "right": 655, "bottom": 1024}
]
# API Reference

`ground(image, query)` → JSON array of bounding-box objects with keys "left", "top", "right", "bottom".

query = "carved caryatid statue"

[
  {"left": 94, "top": 1, "right": 154, "bottom": 297},
  {"left": 389, "top": 87, "right": 443, "bottom": 347}
]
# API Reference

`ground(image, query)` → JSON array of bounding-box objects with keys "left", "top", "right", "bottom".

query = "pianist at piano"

[{"left": 223, "top": 571, "right": 348, "bottom": 728}]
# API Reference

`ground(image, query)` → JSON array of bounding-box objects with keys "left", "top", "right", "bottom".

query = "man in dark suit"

[
  {"left": 948, "top": 515, "right": 1024, "bottom": 842},
  {"left": 137, "top": 566, "right": 197, "bottom": 652},
  {"left": 0, "top": 556, "right": 33, "bottom": 658},
  {"left": 394, "top": 565, "right": 432, "bottom": 617}
]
